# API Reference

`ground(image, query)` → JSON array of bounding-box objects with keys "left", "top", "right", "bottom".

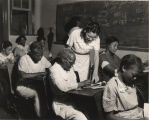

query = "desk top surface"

[{"left": 68, "top": 87, "right": 104, "bottom": 97}]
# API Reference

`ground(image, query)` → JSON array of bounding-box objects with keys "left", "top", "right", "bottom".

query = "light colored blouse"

[
  {"left": 103, "top": 76, "right": 143, "bottom": 119},
  {"left": 0, "top": 53, "right": 14, "bottom": 64},
  {"left": 50, "top": 62, "right": 78, "bottom": 92},
  {"left": 13, "top": 44, "right": 29, "bottom": 58},
  {"left": 67, "top": 28, "right": 100, "bottom": 54},
  {"left": 18, "top": 54, "right": 51, "bottom": 73}
]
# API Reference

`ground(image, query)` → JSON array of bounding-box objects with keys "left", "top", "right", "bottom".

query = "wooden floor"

[{"left": 0, "top": 107, "right": 17, "bottom": 119}]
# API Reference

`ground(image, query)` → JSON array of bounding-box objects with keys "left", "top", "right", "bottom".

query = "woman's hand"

[
  {"left": 83, "top": 80, "right": 91, "bottom": 86},
  {"left": 78, "top": 80, "right": 91, "bottom": 88},
  {"left": 92, "top": 72, "right": 99, "bottom": 83}
]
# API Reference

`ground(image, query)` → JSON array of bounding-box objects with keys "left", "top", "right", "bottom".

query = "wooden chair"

[
  {"left": 44, "top": 68, "right": 64, "bottom": 120},
  {"left": 0, "top": 67, "right": 11, "bottom": 108},
  {"left": 9, "top": 61, "right": 38, "bottom": 119}
]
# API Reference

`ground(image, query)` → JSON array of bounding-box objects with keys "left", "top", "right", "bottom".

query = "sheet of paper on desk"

[
  {"left": 75, "top": 87, "right": 83, "bottom": 90},
  {"left": 83, "top": 84, "right": 105, "bottom": 89},
  {"left": 90, "top": 85, "right": 105, "bottom": 89}
]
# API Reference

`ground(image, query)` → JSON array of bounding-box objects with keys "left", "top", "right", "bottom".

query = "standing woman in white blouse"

[{"left": 66, "top": 21, "right": 100, "bottom": 83}]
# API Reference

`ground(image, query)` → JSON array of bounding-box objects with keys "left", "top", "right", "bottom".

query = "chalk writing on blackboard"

[{"left": 56, "top": 1, "right": 148, "bottom": 51}]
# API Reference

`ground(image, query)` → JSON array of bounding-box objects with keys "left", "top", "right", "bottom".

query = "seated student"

[
  {"left": 0, "top": 41, "right": 14, "bottom": 110},
  {"left": 99, "top": 36, "right": 120, "bottom": 82},
  {"left": 103, "top": 54, "right": 144, "bottom": 120},
  {"left": 11, "top": 36, "right": 28, "bottom": 93},
  {"left": 13, "top": 35, "right": 28, "bottom": 60},
  {"left": 37, "top": 36, "right": 52, "bottom": 59},
  {"left": 50, "top": 48, "right": 90, "bottom": 120},
  {"left": 16, "top": 41, "right": 51, "bottom": 117},
  {"left": 0, "top": 41, "right": 14, "bottom": 67}
]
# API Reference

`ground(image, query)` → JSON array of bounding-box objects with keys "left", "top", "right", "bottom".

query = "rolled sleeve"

[
  {"left": 92, "top": 37, "right": 100, "bottom": 51},
  {"left": 67, "top": 30, "right": 78, "bottom": 47},
  {"left": 101, "top": 61, "right": 109, "bottom": 69},
  {"left": 18, "top": 56, "right": 28, "bottom": 72}
]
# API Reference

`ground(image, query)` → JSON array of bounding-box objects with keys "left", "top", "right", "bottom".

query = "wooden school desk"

[{"left": 68, "top": 86, "right": 105, "bottom": 120}]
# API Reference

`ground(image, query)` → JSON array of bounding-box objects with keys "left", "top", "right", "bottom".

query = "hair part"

[{"left": 119, "top": 54, "right": 143, "bottom": 72}]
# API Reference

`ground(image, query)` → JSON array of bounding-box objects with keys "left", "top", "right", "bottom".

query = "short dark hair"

[
  {"left": 119, "top": 54, "right": 143, "bottom": 72},
  {"left": 16, "top": 35, "right": 27, "bottom": 44},
  {"left": 105, "top": 36, "right": 119, "bottom": 46},
  {"left": 56, "top": 48, "right": 76, "bottom": 71},
  {"left": 81, "top": 21, "right": 100, "bottom": 40},
  {"left": 30, "top": 41, "right": 42, "bottom": 53},
  {"left": 2, "top": 41, "right": 12, "bottom": 49}
]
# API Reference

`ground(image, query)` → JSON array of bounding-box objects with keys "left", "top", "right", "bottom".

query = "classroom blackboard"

[{"left": 56, "top": 1, "right": 148, "bottom": 51}]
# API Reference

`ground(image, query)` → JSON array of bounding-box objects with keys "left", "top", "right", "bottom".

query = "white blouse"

[
  {"left": 67, "top": 28, "right": 100, "bottom": 54},
  {"left": 18, "top": 54, "right": 51, "bottom": 73},
  {"left": 50, "top": 63, "right": 78, "bottom": 92},
  {"left": 0, "top": 53, "right": 14, "bottom": 63}
]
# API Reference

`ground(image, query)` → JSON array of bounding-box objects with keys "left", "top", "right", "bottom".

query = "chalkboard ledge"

[
  {"left": 53, "top": 42, "right": 148, "bottom": 52},
  {"left": 101, "top": 45, "right": 149, "bottom": 52}
]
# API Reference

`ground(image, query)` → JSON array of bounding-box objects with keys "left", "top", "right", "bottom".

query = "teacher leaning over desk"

[{"left": 66, "top": 21, "right": 101, "bottom": 83}]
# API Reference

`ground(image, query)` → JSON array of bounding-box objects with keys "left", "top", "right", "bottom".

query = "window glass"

[
  {"left": 22, "top": 0, "right": 29, "bottom": 9},
  {"left": 13, "top": 0, "right": 21, "bottom": 8}
]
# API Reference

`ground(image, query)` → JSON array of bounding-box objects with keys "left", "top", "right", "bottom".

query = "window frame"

[
  {"left": 12, "top": 0, "right": 31, "bottom": 11},
  {"left": 10, "top": 0, "right": 33, "bottom": 35}
]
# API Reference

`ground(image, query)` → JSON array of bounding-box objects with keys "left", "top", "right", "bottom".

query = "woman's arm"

[
  {"left": 19, "top": 71, "right": 46, "bottom": 79},
  {"left": 106, "top": 112, "right": 144, "bottom": 120},
  {"left": 92, "top": 50, "right": 99, "bottom": 83}
]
